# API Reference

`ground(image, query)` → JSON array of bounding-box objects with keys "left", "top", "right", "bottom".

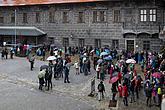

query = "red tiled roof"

[{"left": 0, "top": 0, "right": 107, "bottom": 6}]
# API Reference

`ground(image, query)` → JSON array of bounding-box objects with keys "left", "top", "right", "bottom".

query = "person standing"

[
  {"left": 10, "top": 47, "right": 14, "bottom": 59},
  {"left": 1, "top": 49, "right": 5, "bottom": 60},
  {"left": 29, "top": 55, "right": 35, "bottom": 71},
  {"left": 47, "top": 66, "right": 53, "bottom": 90},
  {"left": 158, "top": 87, "right": 162, "bottom": 106},
  {"left": 4, "top": 48, "right": 8, "bottom": 59},
  {"left": 42, "top": 48, "right": 45, "bottom": 61},
  {"left": 123, "top": 83, "right": 128, "bottom": 106},
  {"left": 64, "top": 62, "right": 70, "bottom": 83},
  {"left": 98, "top": 81, "right": 105, "bottom": 101},
  {"left": 74, "top": 61, "right": 79, "bottom": 75},
  {"left": 38, "top": 69, "right": 45, "bottom": 90},
  {"left": 111, "top": 82, "right": 118, "bottom": 101},
  {"left": 96, "top": 64, "right": 100, "bottom": 79},
  {"left": 145, "top": 85, "right": 152, "bottom": 107}
]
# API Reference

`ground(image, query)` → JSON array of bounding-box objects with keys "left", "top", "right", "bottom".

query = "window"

[
  {"left": 95, "top": 39, "right": 101, "bottom": 48},
  {"left": 78, "top": 12, "right": 85, "bottom": 23},
  {"left": 63, "top": 38, "right": 69, "bottom": 47},
  {"left": 140, "top": 9, "right": 147, "bottom": 22},
  {"left": 0, "top": 17, "right": 4, "bottom": 23},
  {"left": 149, "top": 9, "right": 156, "bottom": 22},
  {"left": 63, "top": 12, "right": 69, "bottom": 23},
  {"left": 11, "top": 13, "right": 15, "bottom": 23},
  {"left": 114, "top": 10, "right": 120, "bottom": 22},
  {"left": 143, "top": 41, "right": 150, "bottom": 50},
  {"left": 49, "top": 12, "right": 55, "bottom": 23},
  {"left": 79, "top": 38, "right": 85, "bottom": 47},
  {"left": 36, "top": 12, "right": 40, "bottom": 23},
  {"left": 112, "top": 40, "right": 119, "bottom": 49},
  {"left": 23, "top": 13, "right": 28, "bottom": 23},
  {"left": 93, "top": 11, "right": 106, "bottom": 23}
]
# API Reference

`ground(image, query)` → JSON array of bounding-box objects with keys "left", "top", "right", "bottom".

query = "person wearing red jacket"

[
  {"left": 118, "top": 84, "right": 122, "bottom": 97},
  {"left": 122, "top": 83, "right": 128, "bottom": 106}
]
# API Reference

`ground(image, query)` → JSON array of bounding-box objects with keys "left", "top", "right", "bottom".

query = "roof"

[
  {"left": 0, "top": 26, "right": 46, "bottom": 36},
  {"left": 0, "top": 0, "right": 108, "bottom": 6}
]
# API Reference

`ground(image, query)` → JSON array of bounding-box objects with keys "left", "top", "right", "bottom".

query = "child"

[
  {"left": 74, "top": 61, "right": 79, "bottom": 75},
  {"left": 98, "top": 81, "right": 105, "bottom": 101}
]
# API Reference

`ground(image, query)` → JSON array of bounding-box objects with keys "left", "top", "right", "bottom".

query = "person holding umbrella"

[{"left": 38, "top": 69, "right": 46, "bottom": 90}]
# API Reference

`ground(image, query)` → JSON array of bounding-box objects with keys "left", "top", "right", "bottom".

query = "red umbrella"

[
  {"left": 152, "top": 72, "right": 162, "bottom": 78},
  {"left": 109, "top": 76, "right": 119, "bottom": 83}
]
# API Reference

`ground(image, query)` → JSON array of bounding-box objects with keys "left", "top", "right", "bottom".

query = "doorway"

[{"left": 126, "top": 40, "right": 134, "bottom": 52}]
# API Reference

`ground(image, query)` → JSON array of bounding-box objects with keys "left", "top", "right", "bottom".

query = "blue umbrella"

[
  {"left": 100, "top": 52, "right": 109, "bottom": 56},
  {"left": 104, "top": 49, "right": 110, "bottom": 54},
  {"left": 104, "top": 55, "right": 112, "bottom": 60},
  {"left": 97, "top": 59, "right": 103, "bottom": 63}
]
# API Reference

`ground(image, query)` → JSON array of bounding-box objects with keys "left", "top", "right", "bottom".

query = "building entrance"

[{"left": 126, "top": 40, "right": 134, "bottom": 52}]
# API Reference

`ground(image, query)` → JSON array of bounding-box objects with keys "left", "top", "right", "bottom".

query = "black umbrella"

[{"left": 40, "top": 65, "right": 49, "bottom": 71}]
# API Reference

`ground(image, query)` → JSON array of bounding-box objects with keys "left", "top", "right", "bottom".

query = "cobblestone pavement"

[{"left": 0, "top": 56, "right": 161, "bottom": 110}]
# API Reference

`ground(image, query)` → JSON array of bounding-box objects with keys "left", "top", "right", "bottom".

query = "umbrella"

[
  {"left": 104, "top": 49, "right": 110, "bottom": 53},
  {"left": 119, "top": 60, "right": 125, "bottom": 63},
  {"left": 126, "top": 59, "right": 136, "bottom": 64},
  {"left": 112, "top": 71, "right": 118, "bottom": 77},
  {"left": 124, "top": 74, "right": 130, "bottom": 79},
  {"left": 38, "top": 70, "right": 46, "bottom": 78},
  {"left": 40, "top": 65, "right": 49, "bottom": 70},
  {"left": 47, "top": 56, "right": 57, "bottom": 61},
  {"left": 97, "top": 59, "right": 103, "bottom": 63},
  {"left": 90, "top": 49, "right": 95, "bottom": 53},
  {"left": 109, "top": 76, "right": 119, "bottom": 83},
  {"left": 104, "top": 55, "right": 112, "bottom": 61},
  {"left": 152, "top": 72, "right": 162, "bottom": 78},
  {"left": 100, "top": 52, "right": 109, "bottom": 56}
]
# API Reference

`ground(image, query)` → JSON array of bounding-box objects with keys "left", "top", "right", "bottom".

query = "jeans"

[
  {"left": 123, "top": 96, "right": 128, "bottom": 106},
  {"left": 98, "top": 92, "right": 104, "bottom": 101}
]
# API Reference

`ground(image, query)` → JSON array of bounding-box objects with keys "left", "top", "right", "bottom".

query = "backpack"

[{"left": 98, "top": 84, "right": 103, "bottom": 91}]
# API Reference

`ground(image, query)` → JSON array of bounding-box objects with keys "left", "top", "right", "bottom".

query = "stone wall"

[{"left": 0, "top": 1, "right": 164, "bottom": 51}]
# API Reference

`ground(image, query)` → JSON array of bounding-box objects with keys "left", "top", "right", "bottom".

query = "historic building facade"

[{"left": 0, "top": 0, "right": 164, "bottom": 52}]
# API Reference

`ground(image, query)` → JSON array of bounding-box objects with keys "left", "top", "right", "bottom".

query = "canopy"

[
  {"left": 0, "top": 0, "right": 107, "bottom": 6},
  {"left": 0, "top": 26, "right": 46, "bottom": 37}
]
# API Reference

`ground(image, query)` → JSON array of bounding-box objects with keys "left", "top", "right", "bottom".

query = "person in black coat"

[
  {"left": 98, "top": 81, "right": 105, "bottom": 101},
  {"left": 64, "top": 62, "right": 70, "bottom": 83}
]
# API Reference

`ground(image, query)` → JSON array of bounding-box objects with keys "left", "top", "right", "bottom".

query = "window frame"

[
  {"left": 140, "top": 9, "right": 147, "bottom": 22},
  {"left": 49, "top": 11, "right": 55, "bottom": 23},
  {"left": 79, "top": 38, "right": 85, "bottom": 47},
  {"left": 11, "top": 13, "right": 15, "bottom": 23},
  {"left": 149, "top": 9, "right": 156, "bottom": 22},
  {"left": 143, "top": 40, "right": 150, "bottom": 50},
  {"left": 112, "top": 39, "right": 119, "bottom": 49},
  {"left": 113, "top": 10, "right": 121, "bottom": 23},
  {"left": 93, "top": 10, "right": 107, "bottom": 23},
  {"left": 0, "top": 16, "right": 4, "bottom": 23},
  {"left": 63, "top": 11, "right": 69, "bottom": 23},
  {"left": 78, "top": 11, "right": 85, "bottom": 23},
  {"left": 36, "top": 12, "right": 41, "bottom": 23},
  {"left": 63, "top": 37, "right": 69, "bottom": 47},
  {"left": 95, "top": 39, "right": 101, "bottom": 48},
  {"left": 23, "top": 13, "right": 28, "bottom": 23}
]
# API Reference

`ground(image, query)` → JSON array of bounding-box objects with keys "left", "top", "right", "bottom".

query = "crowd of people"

[{"left": 1, "top": 45, "right": 164, "bottom": 108}]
